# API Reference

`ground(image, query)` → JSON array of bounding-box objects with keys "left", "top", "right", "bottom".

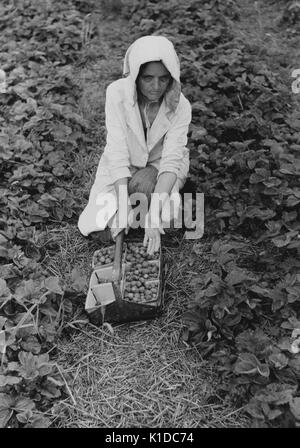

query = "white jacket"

[{"left": 78, "top": 36, "right": 192, "bottom": 236}]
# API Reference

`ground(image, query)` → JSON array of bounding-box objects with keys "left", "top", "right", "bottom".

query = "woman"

[{"left": 78, "top": 35, "right": 192, "bottom": 254}]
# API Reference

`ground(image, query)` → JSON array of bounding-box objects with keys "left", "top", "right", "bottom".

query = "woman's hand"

[
  {"left": 110, "top": 220, "right": 127, "bottom": 241},
  {"left": 143, "top": 227, "right": 161, "bottom": 255},
  {"left": 143, "top": 212, "right": 165, "bottom": 255},
  {"left": 110, "top": 202, "right": 132, "bottom": 241},
  {"left": 142, "top": 171, "right": 176, "bottom": 254},
  {"left": 110, "top": 177, "right": 131, "bottom": 240}
]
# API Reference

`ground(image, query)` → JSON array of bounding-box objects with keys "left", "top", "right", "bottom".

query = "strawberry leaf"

[
  {"left": 44, "top": 277, "right": 64, "bottom": 295},
  {"left": 289, "top": 397, "right": 300, "bottom": 421}
]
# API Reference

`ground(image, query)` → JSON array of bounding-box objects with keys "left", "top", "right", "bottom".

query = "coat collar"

[{"left": 123, "top": 78, "right": 179, "bottom": 151}]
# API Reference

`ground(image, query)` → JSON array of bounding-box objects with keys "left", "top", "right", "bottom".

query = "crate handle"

[{"left": 111, "top": 230, "right": 124, "bottom": 303}]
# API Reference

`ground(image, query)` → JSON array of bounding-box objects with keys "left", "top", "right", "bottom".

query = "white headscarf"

[{"left": 122, "top": 35, "right": 181, "bottom": 113}]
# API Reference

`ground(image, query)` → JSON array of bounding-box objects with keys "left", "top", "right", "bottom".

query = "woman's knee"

[{"left": 128, "top": 166, "right": 158, "bottom": 201}]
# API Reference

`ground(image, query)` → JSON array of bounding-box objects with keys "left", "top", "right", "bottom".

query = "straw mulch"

[{"left": 45, "top": 228, "right": 250, "bottom": 428}]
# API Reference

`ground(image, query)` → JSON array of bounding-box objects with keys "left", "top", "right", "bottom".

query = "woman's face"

[{"left": 137, "top": 61, "right": 172, "bottom": 102}]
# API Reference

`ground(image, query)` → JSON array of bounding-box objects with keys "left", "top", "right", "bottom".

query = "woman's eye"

[{"left": 143, "top": 76, "right": 152, "bottom": 81}]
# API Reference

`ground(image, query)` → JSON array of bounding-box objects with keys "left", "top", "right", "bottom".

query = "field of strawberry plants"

[
  {"left": 0, "top": 0, "right": 300, "bottom": 428},
  {"left": 0, "top": 0, "right": 99, "bottom": 427}
]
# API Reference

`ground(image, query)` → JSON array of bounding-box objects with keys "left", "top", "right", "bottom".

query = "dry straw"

[{"left": 49, "top": 234, "right": 249, "bottom": 428}]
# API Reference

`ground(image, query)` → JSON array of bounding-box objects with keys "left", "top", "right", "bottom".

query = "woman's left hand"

[
  {"left": 143, "top": 227, "right": 161, "bottom": 255},
  {"left": 143, "top": 212, "right": 165, "bottom": 255}
]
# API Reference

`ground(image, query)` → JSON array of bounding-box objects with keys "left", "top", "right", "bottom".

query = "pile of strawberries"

[{"left": 123, "top": 242, "right": 160, "bottom": 305}]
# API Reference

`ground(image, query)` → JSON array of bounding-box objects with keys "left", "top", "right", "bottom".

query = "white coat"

[{"left": 78, "top": 36, "right": 192, "bottom": 236}]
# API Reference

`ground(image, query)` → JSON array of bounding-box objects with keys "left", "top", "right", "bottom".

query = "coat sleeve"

[
  {"left": 104, "top": 84, "right": 132, "bottom": 183},
  {"left": 158, "top": 97, "right": 192, "bottom": 178}
]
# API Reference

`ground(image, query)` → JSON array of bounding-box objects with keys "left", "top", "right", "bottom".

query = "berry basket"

[
  {"left": 92, "top": 243, "right": 127, "bottom": 269},
  {"left": 85, "top": 235, "right": 165, "bottom": 325}
]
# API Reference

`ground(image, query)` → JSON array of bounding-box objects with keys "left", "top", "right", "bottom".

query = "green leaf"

[
  {"left": 16, "top": 409, "right": 33, "bottom": 424},
  {"left": 47, "top": 376, "right": 64, "bottom": 387},
  {"left": 225, "top": 267, "right": 255, "bottom": 286},
  {"left": 38, "top": 321, "right": 57, "bottom": 342},
  {"left": 268, "top": 353, "right": 289, "bottom": 370},
  {"left": 286, "top": 286, "right": 300, "bottom": 303},
  {"left": 14, "top": 397, "right": 35, "bottom": 413},
  {"left": 44, "top": 276, "right": 64, "bottom": 295},
  {"left": 243, "top": 206, "right": 276, "bottom": 221},
  {"left": 286, "top": 195, "right": 300, "bottom": 207},
  {"left": 70, "top": 268, "right": 87, "bottom": 292},
  {"left": 249, "top": 168, "right": 270, "bottom": 184},
  {"left": 249, "top": 285, "right": 271, "bottom": 298},
  {"left": 234, "top": 353, "right": 260, "bottom": 375},
  {"left": 0, "top": 393, "right": 14, "bottom": 411},
  {"left": 235, "top": 329, "right": 272, "bottom": 357},
  {"left": 14, "top": 279, "right": 41, "bottom": 304},
  {"left": 272, "top": 231, "right": 299, "bottom": 248},
  {"left": 288, "top": 355, "right": 300, "bottom": 376},
  {"left": 264, "top": 407, "right": 283, "bottom": 421},
  {"left": 26, "top": 415, "right": 51, "bottom": 428},
  {"left": 18, "top": 351, "right": 39, "bottom": 380},
  {"left": 280, "top": 162, "right": 300, "bottom": 176},
  {"left": 234, "top": 352, "right": 270, "bottom": 378},
  {"left": 0, "top": 133, "right": 13, "bottom": 161},
  {"left": 246, "top": 399, "right": 265, "bottom": 419},
  {"left": 289, "top": 397, "right": 300, "bottom": 421},
  {"left": 0, "top": 409, "right": 12, "bottom": 428},
  {"left": 0, "top": 279, "right": 12, "bottom": 304},
  {"left": 281, "top": 317, "right": 300, "bottom": 331},
  {"left": 256, "top": 363, "right": 270, "bottom": 378},
  {"left": 0, "top": 263, "right": 21, "bottom": 280},
  {"left": 0, "top": 393, "right": 14, "bottom": 428},
  {"left": 254, "top": 383, "right": 297, "bottom": 405},
  {"left": 0, "top": 374, "right": 22, "bottom": 387},
  {"left": 0, "top": 330, "right": 6, "bottom": 355},
  {"left": 20, "top": 335, "right": 41, "bottom": 354},
  {"left": 39, "top": 380, "right": 61, "bottom": 399}
]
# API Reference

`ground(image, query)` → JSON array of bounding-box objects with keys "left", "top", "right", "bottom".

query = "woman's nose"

[{"left": 153, "top": 78, "right": 159, "bottom": 90}]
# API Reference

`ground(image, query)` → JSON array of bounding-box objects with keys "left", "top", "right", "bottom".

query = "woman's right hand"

[
  {"left": 110, "top": 202, "right": 132, "bottom": 240},
  {"left": 111, "top": 177, "right": 131, "bottom": 240},
  {"left": 143, "top": 211, "right": 165, "bottom": 255}
]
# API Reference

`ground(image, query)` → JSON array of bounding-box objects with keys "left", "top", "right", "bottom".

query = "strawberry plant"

[{"left": 0, "top": 0, "right": 93, "bottom": 427}]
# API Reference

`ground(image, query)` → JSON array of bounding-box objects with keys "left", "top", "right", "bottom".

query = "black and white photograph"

[{"left": 0, "top": 0, "right": 300, "bottom": 433}]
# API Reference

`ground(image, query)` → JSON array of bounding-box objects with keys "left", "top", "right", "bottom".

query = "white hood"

[{"left": 122, "top": 35, "right": 181, "bottom": 113}]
